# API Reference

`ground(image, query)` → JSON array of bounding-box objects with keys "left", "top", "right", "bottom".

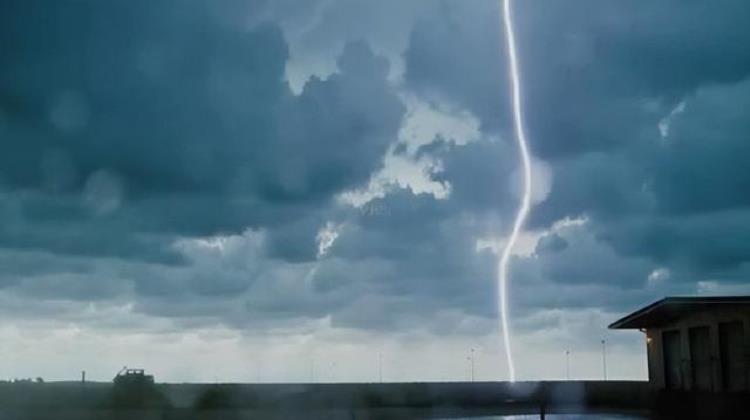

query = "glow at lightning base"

[{"left": 498, "top": 0, "right": 533, "bottom": 383}]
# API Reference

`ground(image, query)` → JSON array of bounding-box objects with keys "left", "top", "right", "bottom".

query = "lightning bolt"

[{"left": 498, "top": 0, "right": 532, "bottom": 383}]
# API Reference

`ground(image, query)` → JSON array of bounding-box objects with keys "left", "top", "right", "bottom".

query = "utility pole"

[
  {"left": 601, "top": 339, "right": 608, "bottom": 381},
  {"left": 565, "top": 350, "right": 570, "bottom": 380},
  {"left": 470, "top": 348, "right": 475, "bottom": 382},
  {"left": 378, "top": 353, "right": 383, "bottom": 383}
]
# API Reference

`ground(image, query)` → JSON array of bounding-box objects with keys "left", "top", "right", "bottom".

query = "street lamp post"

[
  {"left": 378, "top": 353, "right": 383, "bottom": 383},
  {"left": 601, "top": 339, "right": 608, "bottom": 381},
  {"left": 565, "top": 350, "right": 570, "bottom": 380},
  {"left": 470, "top": 348, "right": 475, "bottom": 382}
]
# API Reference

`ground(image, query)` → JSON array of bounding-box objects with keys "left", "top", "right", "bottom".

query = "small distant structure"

[
  {"left": 111, "top": 367, "right": 167, "bottom": 408},
  {"left": 610, "top": 296, "right": 750, "bottom": 393},
  {"left": 113, "top": 367, "right": 155, "bottom": 386}
]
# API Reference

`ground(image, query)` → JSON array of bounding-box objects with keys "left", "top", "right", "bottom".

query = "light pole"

[
  {"left": 565, "top": 350, "right": 570, "bottom": 380},
  {"left": 601, "top": 339, "right": 608, "bottom": 381},
  {"left": 470, "top": 348, "right": 475, "bottom": 382},
  {"left": 378, "top": 353, "right": 383, "bottom": 383}
]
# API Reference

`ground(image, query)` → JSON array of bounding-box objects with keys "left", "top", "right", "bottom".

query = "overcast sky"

[{"left": 1, "top": 0, "right": 750, "bottom": 383}]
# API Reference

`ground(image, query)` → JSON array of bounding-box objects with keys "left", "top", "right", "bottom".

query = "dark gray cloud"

[
  {"left": 405, "top": 1, "right": 510, "bottom": 133},
  {"left": 0, "top": 0, "right": 402, "bottom": 262},
  {"left": 0, "top": 0, "right": 749, "bottom": 340},
  {"left": 535, "top": 233, "right": 568, "bottom": 255},
  {"left": 406, "top": 0, "right": 750, "bottom": 157},
  {"left": 403, "top": 0, "right": 750, "bottom": 302}
]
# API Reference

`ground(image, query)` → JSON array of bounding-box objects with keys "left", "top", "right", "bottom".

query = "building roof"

[{"left": 609, "top": 296, "right": 750, "bottom": 329}]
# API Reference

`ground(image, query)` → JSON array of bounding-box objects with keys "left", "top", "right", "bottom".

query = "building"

[{"left": 610, "top": 296, "right": 750, "bottom": 393}]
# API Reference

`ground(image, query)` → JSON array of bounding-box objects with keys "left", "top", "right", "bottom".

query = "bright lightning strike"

[{"left": 498, "top": 0, "right": 533, "bottom": 383}]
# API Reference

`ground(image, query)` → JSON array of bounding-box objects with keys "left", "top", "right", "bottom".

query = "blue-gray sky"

[{"left": 1, "top": 0, "right": 749, "bottom": 382}]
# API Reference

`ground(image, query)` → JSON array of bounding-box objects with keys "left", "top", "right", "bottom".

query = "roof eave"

[
  {"left": 608, "top": 297, "right": 668, "bottom": 330},
  {"left": 608, "top": 296, "right": 750, "bottom": 330}
]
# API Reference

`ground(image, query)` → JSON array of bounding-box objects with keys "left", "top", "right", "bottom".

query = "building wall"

[{"left": 645, "top": 307, "right": 750, "bottom": 393}]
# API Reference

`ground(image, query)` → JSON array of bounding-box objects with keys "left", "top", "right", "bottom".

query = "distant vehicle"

[
  {"left": 111, "top": 367, "right": 168, "bottom": 408},
  {"left": 113, "top": 368, "right": 155, "bottom": 386}
]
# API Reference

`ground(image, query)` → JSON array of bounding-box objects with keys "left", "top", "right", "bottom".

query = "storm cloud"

[{"left": 1, "top": 0, "right": 750, "bottom": 381}]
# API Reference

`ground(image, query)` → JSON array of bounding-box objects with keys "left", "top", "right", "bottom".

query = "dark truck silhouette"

[
  {"left": 110, "top": 367, "right": 168, "bottom": 409},
  {"left": 113, "top": 368, "right": 155, "bottom": 386}
]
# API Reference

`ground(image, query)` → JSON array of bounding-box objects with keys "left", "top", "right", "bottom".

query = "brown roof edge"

[
  {"left": 608, "top": 297, "right": 668, "bottom": 329},
  {"left": 608, "top": 296, "right": 750, "bottom": 329}
]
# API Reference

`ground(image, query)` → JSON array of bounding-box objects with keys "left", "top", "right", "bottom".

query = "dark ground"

[{"left": 0, "top": 380, "right": 745, "bottom": 419}]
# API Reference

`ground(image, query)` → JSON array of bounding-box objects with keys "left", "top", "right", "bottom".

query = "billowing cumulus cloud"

[
  {"left": 0, "top": 0, "right": 403, "bottom": 261},
  {"left": 1, "top": 0, "right": 749, "bottom": 382},
  {"left": 403, "top": 0, "right": 750, "bottom": 289}
]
